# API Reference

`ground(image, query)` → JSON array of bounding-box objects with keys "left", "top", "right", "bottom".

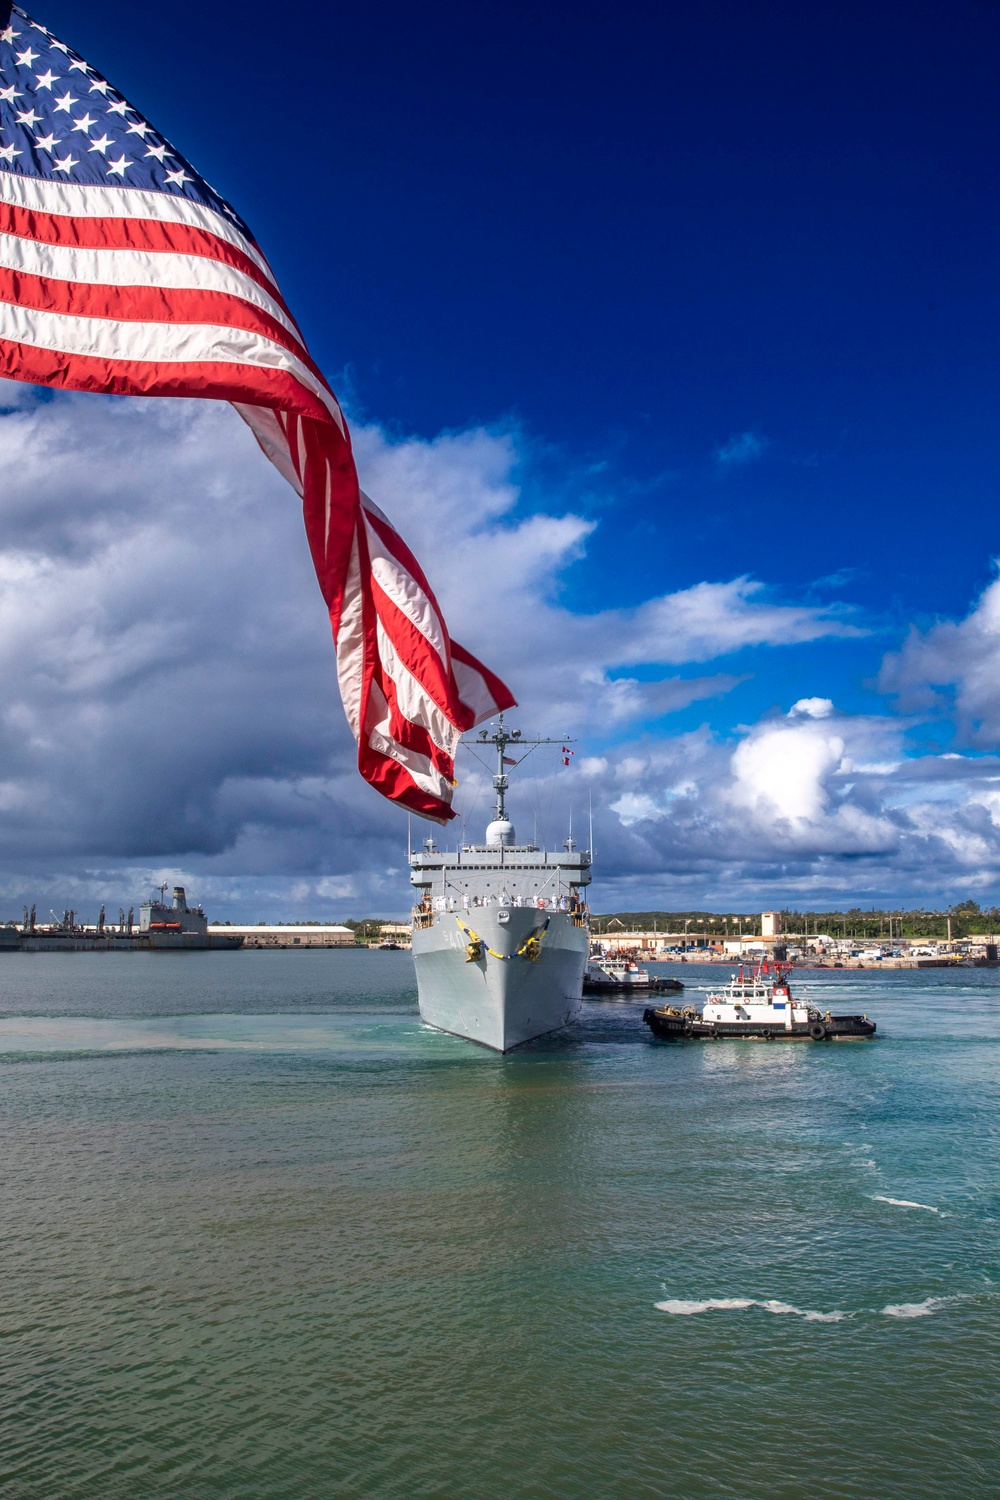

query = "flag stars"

[
  {"left": 50, "top": 39, "right": 70, "bottom": 55},
  {"left": 0, "top": 26, "right": 20, "bottom": 44},
  {"left": 144, "top": 142, "right": 169, "bottom": 162},
  {"left": 53, "top": 92, "right": 76, "bottom": 113},
  {"left": 34, "top": 68, "right": 59, "bottom": 89},
  {"left": 70, "top": 112, "right": 96, "bottom": 133},
  {"left": 68, "top": 58, "right": 89, "bottom": 74},
  {"left": 106, "top": 153, "right": 130, "bottom": 177},
  {"left": 14, "top": 46, "right": 39, "bottom": 67},
  {"left": 0, "top": 84, "right": 23, "bottom": 103},
  {"left": 15, "top": 107, "right": 42, "bottom": 127},
  {"left": 88, "top": 78, "right": 112, "bottom": 96},
  {"left": 87, "top": 132, "right": 113, "bottom": 154},
  {"left": 164, "top": 167, "right": 190, "bottom": 187},
  {"left": 106, "top": 98, "right": 130, "bottom": 116},
  {"left": 0, "top": 142, "right": 22, "bottom": 161},
  {"left": 33, "top": 130, "right": 62, "bottom": 152},
  {"left": 51, "top": 151, "right": 77, "bottom": 173},
  {"left": 126, "top": 120, "right": 151, "bottom": 138}
]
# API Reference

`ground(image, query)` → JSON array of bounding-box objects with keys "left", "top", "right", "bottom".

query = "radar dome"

[{"left": 485, "top": 819, "right": 515, "bottom": 847}]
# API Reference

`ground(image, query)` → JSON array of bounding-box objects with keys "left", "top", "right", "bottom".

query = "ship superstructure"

[
  {"left": 410, "top": 717, "right": 591, "bottom": 1051},
  {"left": 138, "top": 886, "right": 243, "bottom": 949}
]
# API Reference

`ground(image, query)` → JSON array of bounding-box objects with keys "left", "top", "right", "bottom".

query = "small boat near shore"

[
  {"left": 643, "top": 961, "right": 875, "bottom": 1040},
  {"left": 583, "top": 955, "right": 684, "bottom": 996}
]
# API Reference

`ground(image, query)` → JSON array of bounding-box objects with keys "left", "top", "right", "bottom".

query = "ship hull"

[{"left": 413, "top": 907, "right": 587, "bottom": 1051}]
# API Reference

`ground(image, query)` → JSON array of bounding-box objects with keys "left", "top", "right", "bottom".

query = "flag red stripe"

[
  {"left": 451, "top": 640, "right": 517, "bottom": 715},
  {"left": 0, "top": 266, "right": 326, "bottom": 383},
  {"left": 357, "top": 745, "right": 454, "bottom": 823},
  {"left": 0, "top": 199, "right": 283, "bottom": 303},
  {"left": 363, "top": 506, "right": 448, "bottom": 626},
  {"left": 0, "top": 333, "right": 333, "bottom": 419},
  {"left": 370, "top": 575, "right": 477, "bottom": 731},
  {"left": 375, "top": 663, "right": 457, "bottom": 778}
]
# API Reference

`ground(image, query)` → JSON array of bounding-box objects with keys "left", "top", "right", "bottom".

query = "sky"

[{"left": 3, "top": 0, "right": 1000, "bottom": 918}]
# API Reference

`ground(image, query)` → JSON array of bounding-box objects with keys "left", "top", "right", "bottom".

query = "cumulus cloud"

[
  {"left": 789, "top": 697, "right": 834, "bottom": 719},
  {"left": 880, "top": 568, "right": 1000, "bottom": 741},
  {"left": 1, "top": 385, "right": 997, "bottom": 915},
  {"left": 0, "top": 387, "right": 864, "bottom": 913}
]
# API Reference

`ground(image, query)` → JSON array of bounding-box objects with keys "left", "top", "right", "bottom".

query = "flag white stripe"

[
  {"left": 232, "top": 404, "right": 305, "bottom": 495},
  {"left": 0, "top": 230, "right": 302, "bottom": 345},
  {"left": 364, "top": 514, "right": 449, "bottom": 660},
  {"left": 375, "top": 619, "right": 459, "bottom": 756},
  {"left": 366, "top": 682, "right": 455, "bottom": 802},
  {"left": 0, "top": 300, "right": 344, "bottom": 427},
  {"left": 335, "top": 530, "right": 366, "bottom": 740},
  {"left": 453, "top": 653, "right": 506, "bottom": 721},
  {"left": 0, "top": 166, "right": 273, "bottom": 283}
]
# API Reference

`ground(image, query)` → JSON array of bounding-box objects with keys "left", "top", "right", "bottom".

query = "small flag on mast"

[{"left": 0, "top": 4, "right": 515, "bottom": 823}]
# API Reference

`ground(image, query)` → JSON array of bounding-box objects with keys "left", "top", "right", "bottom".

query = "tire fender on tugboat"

[{"left": 809, "top": 1021, "right": 827, "bottom": 1041}]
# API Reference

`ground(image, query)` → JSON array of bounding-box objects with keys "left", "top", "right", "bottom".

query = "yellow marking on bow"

[{"left": 454, "top": 915, "right": 546, "bottom": 961}]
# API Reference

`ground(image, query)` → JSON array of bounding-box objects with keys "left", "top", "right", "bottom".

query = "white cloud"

[
  {"left": 881, "top": 567, "right": 1000, "bottom": 741},
  {"left": 789, "top": 696, "right": 834, "bottom": 718},
  {"left": 715, "top": 430, "right": 769, "bottom": 467},
  {"left": 2, "top": 385, "right": 997, "bottom": 915}
]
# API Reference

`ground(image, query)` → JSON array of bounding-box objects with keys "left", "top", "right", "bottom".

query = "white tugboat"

[
  {"left": 410, "top": 717, "right": 591, "bottom": 1051},
  {"left": 643, "top": 961, "right": 876, "bottom": 1040},
  {"left": 583, "top": 955, "right": 684, "bottom": 996}
]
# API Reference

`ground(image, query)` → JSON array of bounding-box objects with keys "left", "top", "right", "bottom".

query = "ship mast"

[{"left": 474, "top": 713, "right": 574, "bottom": 825}]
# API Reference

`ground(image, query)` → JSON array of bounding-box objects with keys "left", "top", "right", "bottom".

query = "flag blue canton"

[{"left": 0, "top": 6, "right": 253, "bottom": 238}]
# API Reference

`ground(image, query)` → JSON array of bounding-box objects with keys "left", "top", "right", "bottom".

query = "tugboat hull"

[
  {"left": 643, "top": 1007, "right": 876, "bottom": 1041},
  {"left": 584, "top": 977, "right": 684, "bottom": 997}
]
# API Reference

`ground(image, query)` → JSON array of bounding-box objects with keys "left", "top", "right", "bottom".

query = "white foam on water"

[
  {"left": 872, "top": 1195, "right": 939, "bottom": 1213},
  {"left": 655, "top": 1296, "right": 846, "bottom": 1321},
  {"left": 757, "top": 1299, "right": 848, "bottom": 1323},
  {"left": 881, "top": 1297, "right": 951, "bottom": 1319},
  {"left": 654, "top": 1298, "right": 755, "bottom": 1315}
]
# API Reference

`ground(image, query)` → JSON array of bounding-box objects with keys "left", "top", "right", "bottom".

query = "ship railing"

[{"left": 426, "top": 894, "right": 578, "bottom": 915}]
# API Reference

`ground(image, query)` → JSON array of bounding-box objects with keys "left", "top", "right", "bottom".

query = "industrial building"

[{"left": 206, "top": 924, "right": 355, "bottom": 948}]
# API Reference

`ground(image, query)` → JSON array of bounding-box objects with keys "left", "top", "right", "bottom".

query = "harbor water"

[{"left": 0, "top": 952, "right": 997, "bottom": 1498}]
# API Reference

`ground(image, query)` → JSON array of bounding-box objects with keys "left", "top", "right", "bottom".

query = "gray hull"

[{"left": 413, "top": 906, "right": 587, "bottom": 1051}]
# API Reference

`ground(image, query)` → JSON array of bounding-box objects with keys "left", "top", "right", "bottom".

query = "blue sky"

[{"left": 3, "top": 0, "right": 1000, "bottom": 916}]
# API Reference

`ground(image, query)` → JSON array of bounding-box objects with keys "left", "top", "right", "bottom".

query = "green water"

[{"left": 0, "top": 951, "right": 997, "bottom": 1498}]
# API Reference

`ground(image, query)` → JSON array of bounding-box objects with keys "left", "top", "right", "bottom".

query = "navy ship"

[
  {"left": 139, "top": 886, "right": 244, "bottom": 949},
  {"left": 410, "top": 718, "right": 591, "bottom": 1051}
]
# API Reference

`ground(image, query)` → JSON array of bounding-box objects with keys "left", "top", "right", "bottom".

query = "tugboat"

[
  {"left": 643, "top": 961, "right": 875, "bottom": 1040},
  {"left": 583, "top": 955, "right": 684, "bottom": 996}
]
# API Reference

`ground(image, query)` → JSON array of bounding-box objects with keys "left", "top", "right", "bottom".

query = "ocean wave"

[
  {"left": 757, "top": 1299, "right": 848, "bottom": 1322},
  {"left": 657, "top": 1293, "right": 964, "bottom": 1322},
  {"left": 871, "top": 1195, "right": 940, "bottom": 1213},
  {"left": 881, "top": 1297, "right": 951, "bottom": 1319},
  {"left": 655, "top": 1297, "right": 846, "bottom": 1321},
  {"left": 654, "top": 1298, "right": 755, "bottom": 1315}
]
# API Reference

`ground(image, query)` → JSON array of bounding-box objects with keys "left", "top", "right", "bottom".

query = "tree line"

[{"left": 591, "top": 901, "right": 997, "bottom": 940}]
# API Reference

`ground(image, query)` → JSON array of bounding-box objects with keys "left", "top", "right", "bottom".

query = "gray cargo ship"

[
  {"left": 8, "top": 887, "right": 243, "bottom": 951},
  {"left": 138, "top": 886, "right": 243, "bottom": 949},
  {"left": 410, "top": 718, "right": 591, "bottom": 1051}
]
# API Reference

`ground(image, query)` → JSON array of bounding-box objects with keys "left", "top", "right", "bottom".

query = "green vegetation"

[{"left": 592, "top": 900, "right": 997, "bottom": 940}]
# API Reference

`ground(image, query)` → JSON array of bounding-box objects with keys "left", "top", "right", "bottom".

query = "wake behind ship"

[{"left": 410, "top": 719, "right": 591, "bottom": 1051}]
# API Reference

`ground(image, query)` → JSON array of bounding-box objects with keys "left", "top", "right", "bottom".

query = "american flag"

[{"left": 0, "top": 4, "right": 514, "bottom": 823}]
